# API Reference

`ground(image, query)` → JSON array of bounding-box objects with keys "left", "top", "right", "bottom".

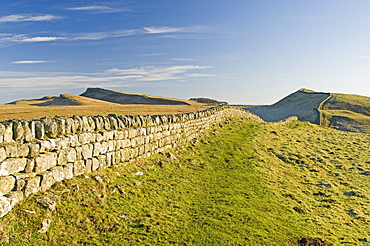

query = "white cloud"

[
  {"left": 21, "top": 36, "right": 66, "bottom": 42},
  {"left": 66, "top": 5, "right": 113, "bottom": 11},
  {"left": 12, "top": 60, "right": 47, "bottom": 64},
  {"left": 107, "top": 65, "right": 212, "bottom": 81},
  {"left": 144, "top": 26, "right": 183, "bottom": 34},
  {"left": 65, "top": 5, "right": 128, "bottom": 13},
  {"left": 0, "top": 65, "right": 214, "bottom": 92},
  {"left": 0, "top": 14, "right": 61, "bottom": 22}
]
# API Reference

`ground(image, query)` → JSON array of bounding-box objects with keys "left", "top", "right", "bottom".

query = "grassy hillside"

[
  {"left": 1, "top": 89, "right": 209, "bottom": 121},
  {"left": 320, "top": 93, "right": 370, "bottom": 133},
  {"left": 1, "top": 118, "right": 369, "bottom": 245}
]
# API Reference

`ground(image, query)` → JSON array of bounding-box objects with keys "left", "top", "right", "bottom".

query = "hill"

[
  {"left": 0, "top": 89, "right": 210, "bottom": 121},
  {"left": 80, "top": 88, "right": 193, "bottom": 105},
  {"left": 245, "top": 89, "right": 370, "bottom": 134},
  {"left": 2, "top": 118, "right": 369, "bottom": 245},
  {"left": 244, "top": 89, "right": 330, "bottom": 124}
]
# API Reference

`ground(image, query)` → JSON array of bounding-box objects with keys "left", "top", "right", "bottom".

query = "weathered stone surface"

[
  {"left": 24, "top": 121, "right": 36, "bottom": 143},
  {"left": 34, "top": 153, "right": 57, "bottom": 173},
  {"left": 81, "top": 144, "right": 93, "bottom": 160},
  {"left": 0, "top": 158, "right": 27, "bottom": 176},
  {"left": 93, "top": 142, "right": 102, "bottom": 156},
  {"left": 63, "top": 163, "right": 73, "bottom": 179},
  {"left": 2, "top": 123, "right": 13, "bottom": 143},
  {"left": 14, "top": 178, "right": 26, "bottom": 191},
  {"left": 0, "top": 124, "right": 5, "bottom": 143},
  {"left": 25, "top": 159, "right": 35, "bottom": 173},
  {"left": 12, "top": 121, "right": 24, "bottom": 143},
  {"left": 44, "top": 121, "right": 58, "bottom": 138},
  {"left": 85, "top": 159, "right": 92, "bottom": 173},
  {"left": 4, "top": 145, "right": 29, "bottom": 158},
  {"left": 108, "top": 140, "right": 116, "bottom": 152},
  {"left": 34, "top": 121, "right": 45, "bottom": 139},
  {"left": 23, "top": 176, "right": 41, "bottom": 197},
  {"left": 36, "top": 193, "right": 60, "bottom": 211},
  {"left": 91, "top": 158, "right": 100, "bottom": 171},
  {"left": 54, "top": 137, "right": 70, "bottom": 149},
  {"left": 57, "top": 149, "right": 68, "bottom": 166},
  {"left": 51, "top": 166, "right": 64, "bottom": 182},
  {"left": 6, "top": 191, "right": 23, "bottom": 207},
  {"left": 0, "top": 196, "right": 11, "bottom": 217},
  {"left": 66, "top": 148, "right": 77, "bottom": 162},
  {"left": 28, "top": 143, "right": 40, "bottom": 158},
  {"left": 39, "top": 171, "right": 55, "bottom": 192},
  {"left": 0, "top": 176, "right": 15, "bottom": 195},
  {"left": 74, "top": 160, "right": 86, "bottom": 176},
  {"left": 0, "top": 147, "right": 6, "bottom": 163}
]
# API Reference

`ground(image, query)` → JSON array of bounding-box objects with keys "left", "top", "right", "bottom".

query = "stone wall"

[{"left": 0, "top": 106, "right": 259, "bottom": 217}]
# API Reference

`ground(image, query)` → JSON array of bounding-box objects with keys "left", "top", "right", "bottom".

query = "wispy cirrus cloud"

[
  {"left": 143, "top": 26, "right": 184, "bottom": 34},
  {"left": 0, "top": 65, "right": 214, "bottom": 92},
  {"left": 65, "top": 5, "right": 130, "bottom": 13},
  {"left": 12, "top": 60, "right": 47, "bottom": 64},
  {"left": 107, "top": 65, "right": 212, "bottom": 81},
  {"left": 0, "top": 25, "right": 207, "bottom": 46},
  {"left": 0, "top": 14, "right": 61, "bottom": 22},
  {"left": 22, "top": 36, "right": 66, "bottom": 42}
]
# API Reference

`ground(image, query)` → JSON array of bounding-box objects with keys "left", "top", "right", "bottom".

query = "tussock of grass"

[{"left": 1, "top": 119, "right": 369, "bottom": 245}]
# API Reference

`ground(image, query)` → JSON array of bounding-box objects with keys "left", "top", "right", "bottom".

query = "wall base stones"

[{"left": 0, "top": 106, "right": 260, "bottom": 217}]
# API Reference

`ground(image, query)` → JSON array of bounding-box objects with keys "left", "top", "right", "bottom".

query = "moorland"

[{"left": 0, "top": 88, "right": 369, "bottom": 245}]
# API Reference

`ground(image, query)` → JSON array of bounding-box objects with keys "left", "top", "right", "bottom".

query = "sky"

[{"left": 1, "top": 0, "right": 370, "bottom": 105}]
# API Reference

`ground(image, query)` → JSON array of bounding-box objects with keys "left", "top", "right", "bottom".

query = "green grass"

[
  {"left": 321, "top": 93, "right": 370, "bottom": 133},
  {"left": 1, "top": 119, "right": 369, "bottom": 245}
]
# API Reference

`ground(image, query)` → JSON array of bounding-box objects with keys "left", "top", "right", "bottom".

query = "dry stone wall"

[{"left": 0, "top": 106, "right": 259, "bottom": 217}]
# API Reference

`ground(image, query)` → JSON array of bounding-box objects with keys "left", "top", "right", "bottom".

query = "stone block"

[
  {"left": 6, "top": 191, "right": 23, "bottom": 207},
  {"left": 25, "top": 159, "right": 35, "bottom": 173},
  {"left": 0, "top": 147, "right": 6, "bottom": 163},
  {"left": 28, "top": 143, "right": 40, "bottom": 157},
  {"left": 91, "top": 158, "right": 99, "bottom": 171},
  {"left": 22, "top": 121, "right": 35, "bottom": 142},
  {"left": 12, "top": 121, "right": 24, "bottom": 143},
  {"left": 55, "top": 137, "right": 70, "bottom": 149},
  {"left": 39, "top": 171, "right": 55, "bottom": 192},
  {"left": 74, "top": 160, "right": 85, "bottom": 176},
  {"left": 63, "top": 163, "right": 73, "bottom": 179},
  {"left": 81, "top": 144, "right": 93, "bottom": 160},
  {"left": 0, "top": 196, "right": 11, "bottom": 217},
  {"left": 57, "top": 149, "right": 68, "bottom": 166},
  {"left": 93, "top": 142, "right": 101, "bottom": 157},
  {"left": 85, "top": 159, "right": 92, "bottom": 173},
  {"left": 66, "top": 148, "right": 77, "bottom": 162},
  {"left": 44, "top": 121, "right": 58, "bottom": 138},
  {"left": 3, "top": 123, "right": 13, "bottom": 143},
  {"left": 34, "top": 121, "right": 45, "bottom": 139},
  {"left": 0, "top": 158, "right": 27, "bottom": 176},
  {"left": 107, "top": 140, "right": 115, "bottom": 152},
  {"left": 0, "top": 124, "right": 4, "bottom": 143},
  {"left": 35, "top": 153, "right": 57, "bottom": 173},
  {"left": 51, "top": 166, "right": 65, "bottom": 182},
  {"left": 24, "top": 176, "right": 41, "bottom": 197},
  {"left": 0, "top": 176, "right": 16, "bottom": 195}
]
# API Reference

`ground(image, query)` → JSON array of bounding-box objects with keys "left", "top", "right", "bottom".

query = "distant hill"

[
  {"left": 245, "top": 88, "right": 370, "bottom": 134},
  {"left": 245, "top": 89, "right": 330, "bottom": 124},
  {"left": 80, "top": 88, "right": 192, "bottom": 105}
]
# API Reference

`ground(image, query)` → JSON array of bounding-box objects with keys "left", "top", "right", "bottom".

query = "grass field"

[
  {"left": 0, "top": 103, "right": 211, "bottom": 121},
  {"left": 1, "top": 118, "right": 369, "bottom": 245},
  {"left": 320, "top": 93, "right": 370, "bottom": 133}
]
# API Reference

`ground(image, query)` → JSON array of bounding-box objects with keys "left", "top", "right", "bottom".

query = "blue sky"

[{"left": 1, "top": 0, "right": 370, "bottom": 105}]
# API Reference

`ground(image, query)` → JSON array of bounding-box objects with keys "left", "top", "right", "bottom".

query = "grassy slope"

[
  {"left": 1, "top": 119, "right": 369, "bottom": 245},
  {"left": 0, "top": 103, "right": 210, "bottom": 121},
  {"left": 320, "top": 93, "right": 370, "bottom": 133},
  {"left": 0, "top": 93, "right": 208, "bottom": 121}
]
